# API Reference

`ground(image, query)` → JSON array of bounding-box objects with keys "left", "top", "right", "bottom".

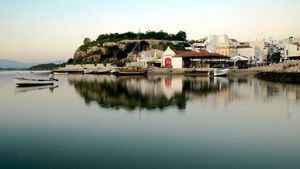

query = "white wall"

[
  {"left": 162, "top": 47, "right": 183, "bottom": 68},
  {"left": 172, "top": 58, "right": 183, "bottom": 69},
  {"left": 206, "top": 35, "right": 233, "bottom": 54},
  {"left": 249, "top": 41, "right": 269, "bottom": 62},
  {"left": 284, "top": 44, "right": 300, "bottom": 58},
  {"left": 237, "top": 48, "right": 256, "bottom": 61},
  {"left": 207, "top": 34, "right": 229, "bottom": 46}
]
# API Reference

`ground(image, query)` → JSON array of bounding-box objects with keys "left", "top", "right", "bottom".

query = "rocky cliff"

[{"left": 71, "top": 31, "right": 189, "bottom": 65}]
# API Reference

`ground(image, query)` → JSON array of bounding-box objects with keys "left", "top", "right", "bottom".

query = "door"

[{"left": 165, "top": 58, "right": 172, "bottom": 68}]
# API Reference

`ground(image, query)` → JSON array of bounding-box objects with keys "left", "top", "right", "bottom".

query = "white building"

[
  {"left": 162, "top": 47, "right": 230, "bottom": 68},
  {"left": 206, "top": 35, "right": 238, "bottom": 54},
  {"left": 279, "top": 37, "right": 300, "bottom": 60},
  {"left": 162, "top": 47, "right": 183, "bottom": 68},
  {"left": 249, "top": 40, "right": 269, "bottom": 63},
  {"left": 282, "top": 43, "right": 300, "bottom": 60},
  {"left": 193, "top": 35, "right": 239, "bottom": 57},
  {"left": 137, "top": 49, "right": 163, "bottom": 67},
  {"left": 236, "top": 45, "right": 259, "bottom": 63}
]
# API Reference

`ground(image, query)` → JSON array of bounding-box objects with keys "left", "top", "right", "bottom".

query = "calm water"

[{"left": 0, "top": 71, "right": 300, "bottom": 169}]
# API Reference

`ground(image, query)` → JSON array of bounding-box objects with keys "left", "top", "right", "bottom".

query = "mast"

[{"left": 138, "top": 28, "right": 141, "bottom": 62}]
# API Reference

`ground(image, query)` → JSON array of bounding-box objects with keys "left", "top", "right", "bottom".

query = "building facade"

[
  {"left": 162, "top": 47, "right": 183, "bottom": 68},
  {"left": 280, "top": 37, "right": 300, "bottom": 60},
  {"left": 236, "top": 45, "right": 259, "bottom": 63}
]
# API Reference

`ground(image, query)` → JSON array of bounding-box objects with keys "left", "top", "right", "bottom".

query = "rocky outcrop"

[
  {"left": 251, "top": 61, "right": 300, "bottom": 73},
  {"left": 87, "top": 46, "right": 100, "bottom": 54},
  {"left": 254, "top": 61, "right": 300, "bottom": 83},
  {"left": 74, "top": 49, "right": 87, "bottom": 61},
  {"left": 73, "top": 39, "right": 173, "bottom": 64},
  {"left": 103, "top": 42, "right": 117, "bottom": 48}
]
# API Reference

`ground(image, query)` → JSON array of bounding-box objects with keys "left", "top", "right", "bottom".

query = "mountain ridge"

[{"left": 0, "top": 59, "right": 65, "bottom": 69}]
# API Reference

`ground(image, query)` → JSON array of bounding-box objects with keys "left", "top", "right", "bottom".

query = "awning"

[{"left": 231, "top": 55, "right": 249, "bottom": 61}]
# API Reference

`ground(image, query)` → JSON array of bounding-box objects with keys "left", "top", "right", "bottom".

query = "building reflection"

[
  {"left": 68, "top": 75, "right": 229, "bottom": 111},
  {"left": 229, "top": 77, "right": 300, "bottom": 102},
  {"left": 68, "top": 75, "right": 300, "bottom": 113}
]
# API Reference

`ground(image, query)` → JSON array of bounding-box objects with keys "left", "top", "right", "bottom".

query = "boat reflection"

[
  {"left": 14, "top": 85, "right": 59, "bottom": 93},
  {"left": 68, "top": 75, "right": 229, "bottom": 111}
]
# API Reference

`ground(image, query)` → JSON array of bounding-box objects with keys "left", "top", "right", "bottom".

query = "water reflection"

[
  {"left": 68, "top": 75, "right": 229, "bottom": 111},
  {"left": 14, "top": 85, "right": 58, "bottom": 93},
  {"left": 228, "top": 77, "right": 300, "bottom": 101}
]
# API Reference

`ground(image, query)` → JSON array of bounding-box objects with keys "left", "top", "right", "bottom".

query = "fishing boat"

[
  {"left": 116, "top": 67, "right": 148, "bottom": 76},
  {"left": 14, "top": 75, "right": 58, "bottom": 87},
  {"left": 213, "top": 68, "right": 229, "bottom": 77}
]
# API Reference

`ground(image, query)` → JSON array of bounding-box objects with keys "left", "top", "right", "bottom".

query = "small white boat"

[
  {"left": 54, "top": 72, "right": 68, "bottom": 75},
  {"left": 213, "top": 69, "right": 229, "bottom": 77},
  {"left": 14, "top": 75, "right": 58, "bottom": 87},
  {"left": 83, "top": 69, "right": 93, "bottom": 74}
]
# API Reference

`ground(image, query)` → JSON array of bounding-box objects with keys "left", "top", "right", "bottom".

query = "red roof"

[
  {"left": 294, "top": 42, "right": 300, "bottom": 46},
  {"left": 174, "top": 50, "right": 229, "bottom": 58},
  {"left": 237, "top": 45, "right": 252, "bottom": 49}
]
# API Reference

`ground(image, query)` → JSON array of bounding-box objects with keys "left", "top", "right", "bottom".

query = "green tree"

[
  {"left": 83, "top": 37, "right": 91, "bottom": 45},
  {"left": 175, "top": 31, "right": 187, "bottom": 41},
  {"left": 269, "top": 52, "right": 281, "bottom": 63},
  {"left": 67, "top": 58, "right": 74, "bottom": 64}
]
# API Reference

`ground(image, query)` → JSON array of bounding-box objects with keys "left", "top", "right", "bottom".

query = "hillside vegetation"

[
  {"left": 71, "top": 31, "right": 189, "bottom": 65},
  {"left": 30, "top": 63, "right": 65, "bottom": 70}
]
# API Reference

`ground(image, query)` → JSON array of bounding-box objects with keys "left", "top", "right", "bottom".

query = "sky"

[{"left": 0, "top": 0, "right": 299, "bottom": 62}]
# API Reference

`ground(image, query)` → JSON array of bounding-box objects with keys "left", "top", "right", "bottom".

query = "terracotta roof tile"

[
  {"left": 174, "top": 50, "right": 229, "bottom": 58},
  {"left": 237, "top": 45, "right": 252, "bottom": 49}
]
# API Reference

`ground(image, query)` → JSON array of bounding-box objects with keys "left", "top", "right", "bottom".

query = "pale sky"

[{"left": 0, "top": 0, "right": 299, "bottom": 62}]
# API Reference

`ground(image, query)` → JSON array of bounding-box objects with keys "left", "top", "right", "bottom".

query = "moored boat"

[
  {"left": 116, "top": 67, "right": 148, "bottom": 76},
  {"left": 213, "top": 68, "right": 229, "bottom": 77},
  {"left": 14, "top": 75, "right": 59, "bottom": 87},
  {"left": 54, "top": 72, "right": 68, "bottom": 75},
  {"left": 83, "top": 69, "right": 93, "bottom": 74}
]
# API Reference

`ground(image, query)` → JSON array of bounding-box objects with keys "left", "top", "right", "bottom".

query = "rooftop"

[
  {"left": 174, "top": 50, "right": 229, "bottom": 59},
  {"left": 237, "top": 45, "right": 252, "bottom": 49}
]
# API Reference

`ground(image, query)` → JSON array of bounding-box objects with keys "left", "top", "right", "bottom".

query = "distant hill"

[
  {"left": 29, "top": 63, "right": 65, "bottom": 70},
  {"left": 0, "top": 59, "right": 65, "bottom": 69},
  {"left": 72, "top": 31, "right": 189, "bottom": 65},
  {"left": 0, "top": 59, "right": 32, "bottom": 69}
]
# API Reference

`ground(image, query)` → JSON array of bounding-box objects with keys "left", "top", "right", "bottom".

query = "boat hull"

[
  {"left": 54, "top": 72, "right": 68, "bottom": 75},
  {"left": 213, "top": 69, "right": 229, "bottom": 77},
  {"left": 116, "top": 68, "right": 148, "bottom": 76},
  {"left": 14, "top": 78, "right": 57, "bottom": 87}
]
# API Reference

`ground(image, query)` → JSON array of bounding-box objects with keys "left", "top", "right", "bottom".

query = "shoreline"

[{"left": 255, "top": 72, "right": 300, "bottom": 83}]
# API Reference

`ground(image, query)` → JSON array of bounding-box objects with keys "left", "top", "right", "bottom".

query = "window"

[
  {"left": 298, "top": 46, "right": 300, "bottom": 51},
  {"left": 286, "top": 50, "right": 289, "bottom": 55}
]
